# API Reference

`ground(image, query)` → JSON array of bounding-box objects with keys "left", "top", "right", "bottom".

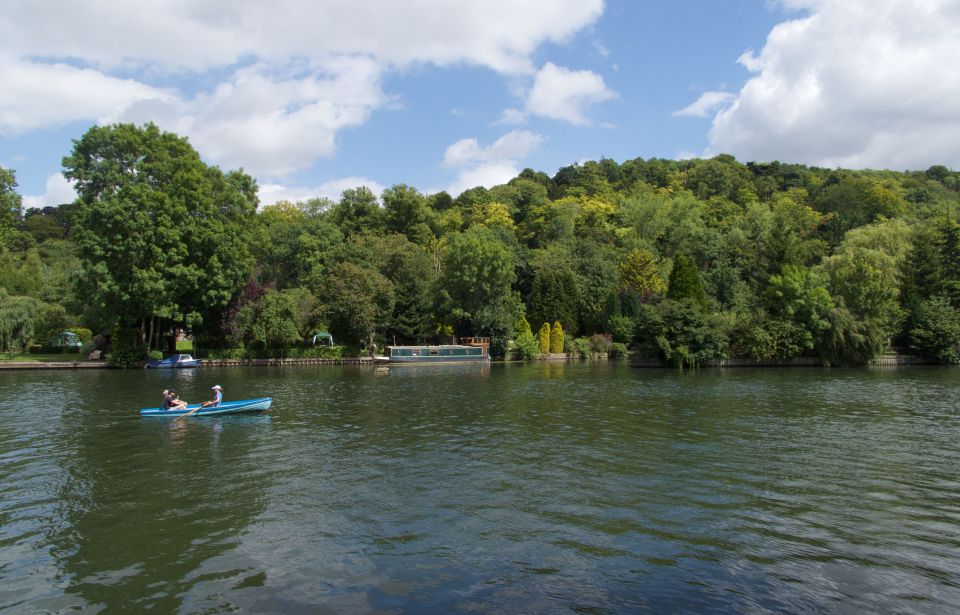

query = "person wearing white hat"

[{"left": 201, "top": 385, "right": 223, "bottom": 408}]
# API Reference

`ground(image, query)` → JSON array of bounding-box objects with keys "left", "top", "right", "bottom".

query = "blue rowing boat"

[{"left": 140, "top": 397, "right": 272, "bottom": 417}]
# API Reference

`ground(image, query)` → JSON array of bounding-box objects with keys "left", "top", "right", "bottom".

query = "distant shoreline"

[{"left": 0, "top": 353, "right": 938, "bottom": 370}]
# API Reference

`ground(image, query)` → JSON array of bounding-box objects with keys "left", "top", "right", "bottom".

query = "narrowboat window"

[{"left": 431, "top": 348, "right": 439, "bottom": 355}]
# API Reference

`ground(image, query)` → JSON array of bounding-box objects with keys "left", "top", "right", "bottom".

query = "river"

[{"left": 1, "top": 363, "right": 959, "bottom": 613}]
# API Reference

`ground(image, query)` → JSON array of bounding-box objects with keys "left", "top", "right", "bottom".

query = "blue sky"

[{"left": 1, "top": 0, "right": 958, "bottom": 209}]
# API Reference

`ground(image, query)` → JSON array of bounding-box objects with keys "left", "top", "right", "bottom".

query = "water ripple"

[{"left": 2, "top": 365, "right": 960, "bottom": 612}]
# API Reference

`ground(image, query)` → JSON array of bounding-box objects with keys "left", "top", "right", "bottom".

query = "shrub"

[
  {"left": 69, "top": 328, "right": 93, "bottom": 343},
  {"left": 589, "top": 333, "right": 613, "bottom": 354},
  {"left": 147, "top": 350, "right": 163, "bottom": 361},
  {"left": 201, "top": 345, "right": 345, "bottom": 360},
  {"left": 537, "top": 322, "right": 551, "bottom": 353},
  {"left": 490, "top": 335, "right": 509, "bottom": 360},
  {"left": 909, "top": 296, "right": 960, "bottom": 364},
  {"left": 108, "top": 325, "right": 145, "bottom": 368},
  {"left": 549, "top": 321, "right": 564, "bottom": 353},
  {"left": 107, "top": 347, "right": 142, "bottom": 368},
  {"left": 730, "top": 316, "right": 809, "bottom": 360},
  {"left": 608, "top": 342, "right": 629, "bottom": 359},
  {"left": 512, "top": 330, "right": 540, "bottom": 360},
  {"left": 606, "top": 315, "right": 634, "bottom": 344},
  {"left": 569, "top": 337, "right": 591, "bottom": 359},
  {"left": 636, "top": 299, "right": 727, "bottom": 368}
]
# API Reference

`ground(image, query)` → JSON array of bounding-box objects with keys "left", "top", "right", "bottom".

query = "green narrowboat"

[{"left": 376, "top": 337, "right": 490, "bottom": 363}]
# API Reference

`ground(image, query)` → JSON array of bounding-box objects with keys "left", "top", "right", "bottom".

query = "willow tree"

[
  {"left": 62, "top": 123, "right": 257, "bottom": 349},
  {"left": 0, "top": 288, "right": 38, "bottom": 354}
]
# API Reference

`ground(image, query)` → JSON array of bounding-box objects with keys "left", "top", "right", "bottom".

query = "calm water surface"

[{"left": 1, "top": 363, "right": 959, "bottom": 613}]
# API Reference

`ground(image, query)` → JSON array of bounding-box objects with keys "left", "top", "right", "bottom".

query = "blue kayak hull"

[{"left": 140, "top": 397, "right": 272, "bottom": 417}]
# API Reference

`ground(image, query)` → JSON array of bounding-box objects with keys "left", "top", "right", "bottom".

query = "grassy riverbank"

[{"left": 1, "top": 352, "right": 92, "bottom": 363}]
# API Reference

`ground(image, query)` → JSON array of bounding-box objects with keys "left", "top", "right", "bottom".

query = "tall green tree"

[
  {"left": 526, "top": 265, "right": 580, "bottom": 335},
  {"left": 618, "top": 248, "right": 665, "bottom": 302},
  {"left": 322, "top": 262, "right": 395, "bottom": 350},
  {"left": 382, "top": 184, "right": 434, "bottom": 243},
  {"left": 909, "top": 296, "right": 960, "bottom": 364},
  {"left": 333, "top": 186, "right": 384, "bottom": 236},
  {"left": 438, "top": 226, "right": 517, "bottom": 335},
  {"left": 636, "top": 299, "right": 728, "bottom": 368},
  {"left": 234, "top": 287, "right": 314, "bottom": 349},
  {"left": 62, "top": 123, "right": 257, "bottom": 348},
  {"left": 0, "top": 288, "right": 39, "bottom": 354},
  {"left": 765, "top": 265, "right": 834, "bottom": 348},
  {"left": 667, "top": 253, "right": 707, "bottom": 309},
  {"left": 0, "top": 166, "right": 23, "bottom": 245}
]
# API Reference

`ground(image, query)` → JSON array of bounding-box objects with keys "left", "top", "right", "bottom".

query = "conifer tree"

[
  {"left": 550, "top": 320, "right": 564, "bottom": 353},
  {"left": 538, "top": 322, "right": 551, "bottom": 353},
  {"left": 622, "top": 290, "right": 641, "bottom": 319},
  {"left": 604, "top": 288, "right": 622, "bottom": 321},
  {"left": 667, "top": 253, "right": 707, "bottom": 309}
]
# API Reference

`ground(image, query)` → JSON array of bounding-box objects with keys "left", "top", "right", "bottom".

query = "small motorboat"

[
  {"left": 146, "top": 353, "right": 202, "bottom": 368},
  {"left": 140, "top": 397, "right": 272, "bottom": 417}
]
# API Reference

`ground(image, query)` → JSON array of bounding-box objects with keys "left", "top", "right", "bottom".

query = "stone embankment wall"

[
  {"left": 629, "top": 354, "right": 933, "bottom": 368},
  {"left": 0, "top": 357, "right": 375, "bottom": 370},
  {"left": 201, "top": 357, "right": 374, "bottom": 367},
  {"left": 0, "top": 361, "right": 110, "bottom": 370}
]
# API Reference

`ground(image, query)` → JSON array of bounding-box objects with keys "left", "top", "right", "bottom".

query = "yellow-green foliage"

[
  {"left": 550, "top": 321, "right": 564, "bottom": 353},
  {"left": 619, "top": 248, "right": 665, "bottom": 300},
  {"left": 538, "top": 322, "right": 551, "bottom": 353}
]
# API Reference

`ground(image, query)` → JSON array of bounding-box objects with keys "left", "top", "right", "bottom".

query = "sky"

[{"left": 1, "top": 0, "right": 959, "bottom": 210}]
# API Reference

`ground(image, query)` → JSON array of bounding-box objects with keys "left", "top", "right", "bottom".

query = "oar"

[{"left": 173, "top": 405, "right": 203, "bottom": 422}]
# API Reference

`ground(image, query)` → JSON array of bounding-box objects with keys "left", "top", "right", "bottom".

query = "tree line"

[{"left": 2, "top": 123, "right": 960, "bottom": 366}]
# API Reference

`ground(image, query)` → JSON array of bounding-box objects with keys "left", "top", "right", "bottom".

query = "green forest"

[{"left": 3, "top": 122, "right": 960, "bottom": 367}]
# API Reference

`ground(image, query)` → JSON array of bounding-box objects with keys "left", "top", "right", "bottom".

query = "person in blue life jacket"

[
  {"left": 201, "top": 385, "right": 223, "bottom": 408},
  {"left": 163, "top": 388, "right": 187, "bottom": 411}
]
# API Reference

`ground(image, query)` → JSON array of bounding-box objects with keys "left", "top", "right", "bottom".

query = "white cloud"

[
  {"left": 0, "top": 1, "right": 604, "bottom": 178},
  {"left": 443, "top": 130, "right": 542, "bottom": 167},
  {"left": 104, "top": 61, "right": 385, "bottom": 178},
  {"left": 524, "top": 62, "right": 616, "bottom": 125},
  {"left": 21, "top": 173, "right": 77, "bottom": 209},
  {"left": 673, "top": 91, "right": 735, "bottom": 118},
  {"left": 703, "top": 0, "right": 960, "bottom": 169},
  {"left": 0, "top": 1, "right": 604, "bottom": 75},
  {"left": 446, "top": 163, "right": 522, "bottom": 198},
  {"left": 191, "top": 60, "right": 385, "bottom": 177},
  {"left": 0, "top": 56, "right": 175, "bottom": 135},
  {"left": 259, "top": 177, "right": 386, "bottom": 207},
  {"left": 441, "top": 130, "right": 542, "bottom": 195},
  {"left": 496, "top": 108, "right": 529, "bottom": 125}
]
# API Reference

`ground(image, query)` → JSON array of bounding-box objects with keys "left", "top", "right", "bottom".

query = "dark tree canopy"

[{"left": 62, "top": 123, "right": 257, "bottom": 345}]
